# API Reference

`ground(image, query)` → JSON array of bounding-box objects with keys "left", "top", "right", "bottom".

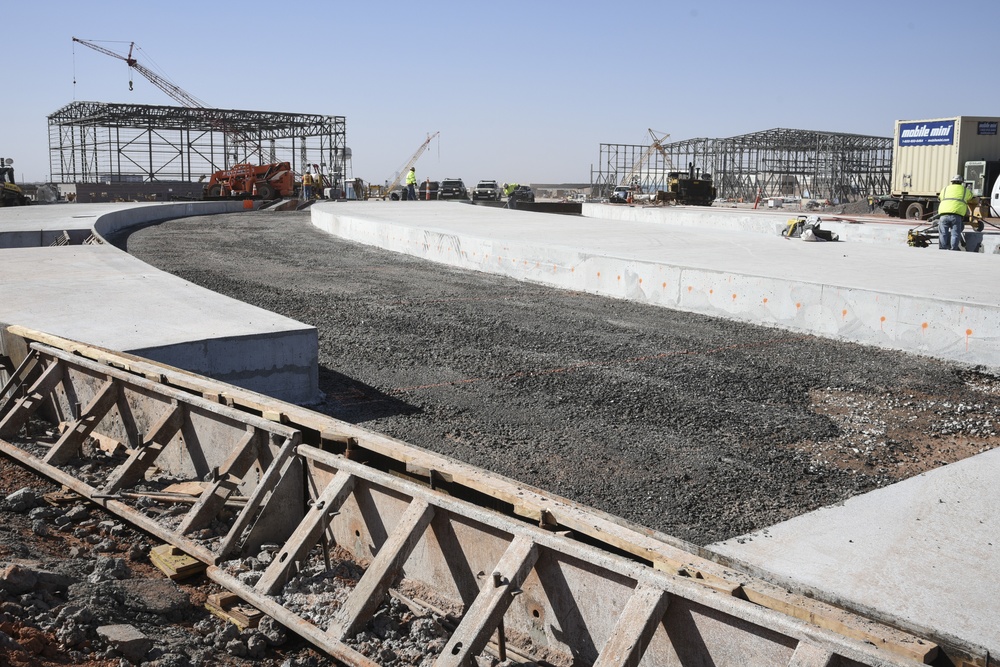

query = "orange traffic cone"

[{"left": 252, "top": 182, "right": 258, "bottom": 197}]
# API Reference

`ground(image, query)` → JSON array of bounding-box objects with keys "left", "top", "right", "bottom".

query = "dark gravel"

[{"left": 113, "top": 209, "right": 1000, "bottom": 547}]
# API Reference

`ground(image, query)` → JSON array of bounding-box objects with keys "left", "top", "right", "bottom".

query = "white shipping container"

[{"left": 891, "top": 116, "right": 1000, "bottom": 196}]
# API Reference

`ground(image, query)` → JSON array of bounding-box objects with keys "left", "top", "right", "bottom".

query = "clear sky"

[{"left": 6, "top": 0, "right": 997, "bottom": 185}]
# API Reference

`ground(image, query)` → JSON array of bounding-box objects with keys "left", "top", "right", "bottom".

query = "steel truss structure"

[
  {"left": 593, "top": 128, "right": 892, "bottom": 203},
  {"left": 48, "top": 101, "right": 348, "bottom": 186}
]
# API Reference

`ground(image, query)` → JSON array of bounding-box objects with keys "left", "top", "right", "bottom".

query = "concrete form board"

[{"left": 891, "top": 116, "right": 1000, "bottom": 195}]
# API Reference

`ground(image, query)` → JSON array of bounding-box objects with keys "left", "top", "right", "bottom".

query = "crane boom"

[
  {"left": 384, "top": 132, "right": 440, "bottom": 195},
  {"left": 72, "top": 37, "right": 207, "bottom": 108},
  {"left": 620, "top": 128, "right": 670, "bottom": 187}
]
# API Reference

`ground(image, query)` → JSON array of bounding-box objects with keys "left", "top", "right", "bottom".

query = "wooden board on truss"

[
  {"left": 206, "top": 592, "right": 263, "bottom": 631},
  {"left": 149, "top": 544, "right": 206, "bottom": 581}
]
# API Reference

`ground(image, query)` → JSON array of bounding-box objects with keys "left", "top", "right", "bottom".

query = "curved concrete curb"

[
  {"left": 0, "top": 202, "right": 318, "bottom": 404},
  {"left": 312, "top": 201, "right": 1000, "bottom": 371}
]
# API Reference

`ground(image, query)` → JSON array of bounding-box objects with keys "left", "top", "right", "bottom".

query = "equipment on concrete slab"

[
  {"left": 0, "top": 158, "right": 29, "bottom": 207},
  {"left": 203, "top": 162, "right": 294, "bottom": 200},
  {"left": 654, "top": 162, "right": 717, "bottom": 206},
  {"left": 376, "top": 132, "right": 440, "bottom": 201},
  {"left": 881, "top": 116, "right": 1000, "bottom": 219}
]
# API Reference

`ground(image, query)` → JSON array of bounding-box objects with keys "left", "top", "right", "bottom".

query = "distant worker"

[
  {"left": 937, "top": 175, "right": 977, "bottom": 251},
  {"left": 867, "top": 194, "right": 875, "bottom": 213},
  {"left": 503, "top": 182, "right": 519, "bottom": 207},
  {"left": 302, "top": 170, "right": 314, "bottom": 200},
  {"left": 406, "top": 167, "right": 417, "bottom": 201}
]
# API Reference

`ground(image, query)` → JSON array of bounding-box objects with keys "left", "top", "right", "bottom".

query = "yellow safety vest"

[
  {"left": 405, "top": 170, "right": 417, "bottom": 186},
  {"left": 303, "top": 173, "right": 314, "bottom": 186},
  {"left": 938, "top": 183, "right": 973, "bottom": 216}
]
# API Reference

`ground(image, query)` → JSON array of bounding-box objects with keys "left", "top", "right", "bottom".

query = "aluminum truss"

[
  {"left": 593, "top": 128, "right": 892, "bottom": 203},
  {"left": 48, "top": 101, "right": 348, "bottom": 186}
]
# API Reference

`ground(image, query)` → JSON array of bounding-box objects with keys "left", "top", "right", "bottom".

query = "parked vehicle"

[
  {"left": 0, "top": 158, "right": 29, "bottom": 207},
  {"left": 203, "top": 162, "right": 295, "bottom": 199},
  {"left": 438, "top": 178, "right": 468, "bottom": 200},
  {"left": 512, "top": 185, "right": 535, "bottom": 203},
  {"left": 881, "top": 116, "right": 1000, "bottom": 219},
  {"left": 473, "top": 180, "right": 501, "bottom": 201},
  {"left": 418, "top": 180, "right": 440, "bottom": 200}
]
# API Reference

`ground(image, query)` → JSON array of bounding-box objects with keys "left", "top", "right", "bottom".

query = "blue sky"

[{"left": 6, "top": 0, "right": 996, "bottom": 185}]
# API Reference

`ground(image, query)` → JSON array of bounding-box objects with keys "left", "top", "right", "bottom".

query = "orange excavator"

[{"left": 203, "top": 162, "right": 295, "bottom": 199}]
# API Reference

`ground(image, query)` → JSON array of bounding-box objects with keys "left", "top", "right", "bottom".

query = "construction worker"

[
  {"left": 405, "top": 167, "right": 417, "bottom": 201},
  {"left": 937, "top": 175, "right": 978, "bottom": 251},
  {"left": 302, "top": 170, "right": 314, "bottom": 200},
  {"left": 503, "top": 182, "right": 519, "bottom": 207}
]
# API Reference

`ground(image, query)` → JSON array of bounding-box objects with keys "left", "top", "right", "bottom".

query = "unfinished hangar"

[
  {"left": 592, "top": 128, "right": 892, "bottom": 203},
  {"left": 47, "top": 101, "right": 347, "bottom": 200}
]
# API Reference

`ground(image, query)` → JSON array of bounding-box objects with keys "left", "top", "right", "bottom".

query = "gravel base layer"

[
  {"left": 3, "top": 207, "right": 999, "bottom": 667},
  {"left": 115, "top": 209, "right": 1000, "bottom": 546}
]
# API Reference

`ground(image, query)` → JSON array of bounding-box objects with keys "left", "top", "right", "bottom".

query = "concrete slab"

[
  {"left": 709, "top": 447, "right": 1000, "bottom": 656},
  {"left": 311, "top": 201, "right": 1000, "bottom": 371},
  {"left": 0, "top": 202, "right": 318, "bottom": 404}
]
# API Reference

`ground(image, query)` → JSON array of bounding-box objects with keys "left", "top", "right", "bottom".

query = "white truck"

[{"left": 881, "top": 116, "right": 1000, "bottom": 219}]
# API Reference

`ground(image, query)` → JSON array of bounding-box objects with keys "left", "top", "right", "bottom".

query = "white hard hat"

[{"left": 951, "top": 174, "right": 963, "bottom": 183}]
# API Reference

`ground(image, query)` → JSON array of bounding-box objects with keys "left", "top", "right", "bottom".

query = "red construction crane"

[{"left": 72, "top": 37, "right": 207, "bottom": 108}]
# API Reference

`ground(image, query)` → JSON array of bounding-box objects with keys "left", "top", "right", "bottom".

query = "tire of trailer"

[
  {"left": 207, "top": 185, "right": 223, "bottom": 198},
  {"left": 904, "top": 202, "right": 925, "bottom": 220}
]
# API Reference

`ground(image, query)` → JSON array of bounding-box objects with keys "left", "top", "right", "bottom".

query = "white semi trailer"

[{"left": 881, "top": 116, "right": 1000, "bottom": 219}]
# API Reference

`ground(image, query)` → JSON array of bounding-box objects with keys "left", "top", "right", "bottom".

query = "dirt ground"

[{"left": 2, "top": 207, "right": 999, "bottom": 666}]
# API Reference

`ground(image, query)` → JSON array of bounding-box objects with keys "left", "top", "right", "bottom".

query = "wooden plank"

[
  {"left": 177, "top": 427, "right": 259, "bottom": 534},
  {"left": 788, "top": 641, "right": 834, "bottom": 667},
  {"left": 149, "top": 544, "right": 206, "bottom": 581},
  {"left": 741, "top": 581, "right": 939, "bottom": 664},
  {"left": 254, "top": 468, "right": 355, "bottom": 595},
  {"left": 205, "top": 592, "right": 263, "bottom": 631},
  {"left": 0, "top": 359, "right": 63, "bottom": 438},
  {"left": 100, "top": 402, "right": 183, "bottom": 493},
  {"left": 43, "top": 378, "right": 120, "bottom": 465},
  {"left": 329, "top": 498, "right": 435, "bottom": 640},
  {"left": 593, "top": 582, "right": 671, "bottom": 667},
  {"left": 436, "top": 535, "right": 539, "bottom": 667}
]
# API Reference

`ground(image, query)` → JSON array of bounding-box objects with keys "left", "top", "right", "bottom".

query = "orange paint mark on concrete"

[
  {"left": 617, "top": 275, "right": 621, "bottom": 282},
  {"left": 709, "top": 289, "right": 714, "bottom": 295},
  {"left": 842, "top": 309, "right": 848, "bottom": 318},
  {"left": 762, "top": 297, "right": 768, "bottom": 304},
  {"left": 688, "top": 286, "right": 693, "bottom": 292},
  {"left": 597, "top": 272, "right": 601, "bottom": 278},
  {"left": 921, "top": 322, "right": 929, "bottom": 331},
  {"left": 967, "top": 329, "right": 973, "bottom": 351},
  {"left": 662, "top": 282, "right": 667, "bottom": 288},
  {"left": 795, "top": 303, "right": 801, "bottom": 309},
  {"left": 639, "top": 278, "right": 643, "bottom": 284},
  {"left": 731, "top": 293, "right": 737, "bottom": 300}
]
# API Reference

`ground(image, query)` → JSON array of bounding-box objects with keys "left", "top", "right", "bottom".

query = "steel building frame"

[
  {"left": 592, "top": 128, "right": 892, "bottom": 203},
  {"left": 48, "top": 101, "right": 348, "bottom": 186}
]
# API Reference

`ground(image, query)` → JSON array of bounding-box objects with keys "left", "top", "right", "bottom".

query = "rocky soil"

[{"left": 2, "top": 206, "right": 999, "bottom": 666}]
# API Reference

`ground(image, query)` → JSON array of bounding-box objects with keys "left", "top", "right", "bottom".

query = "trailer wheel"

[
  {"left": 207, "top": 185, "right": 223, "bottom": 197},
  {"left": 904, "top": 202, "right": 925, "bottom": 220},
  {"left": 972, "top": 219, "right": 985, "bottom": 232}
]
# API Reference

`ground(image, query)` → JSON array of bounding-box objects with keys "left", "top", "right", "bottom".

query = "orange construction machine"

[{"left": 203, "top": 162, "right": 294, "bottom": 199}]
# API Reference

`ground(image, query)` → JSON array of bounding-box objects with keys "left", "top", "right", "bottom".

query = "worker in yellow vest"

[
  {"left": 937, "top": 175, "right": 978, "bottom": 251},
  {"left": 405, "top": 167, "right": 417, "bottom": 201},
  {"left": 302, "top": 171, "right": 314, "bottom": 200}
]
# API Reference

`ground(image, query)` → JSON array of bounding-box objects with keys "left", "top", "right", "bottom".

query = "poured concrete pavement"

[
  {"left": 311, "top": 199, "right": 1000, "bottom": 657},
  {"left": 0, "top": 202, "right": 318, "bottom": 404}
]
